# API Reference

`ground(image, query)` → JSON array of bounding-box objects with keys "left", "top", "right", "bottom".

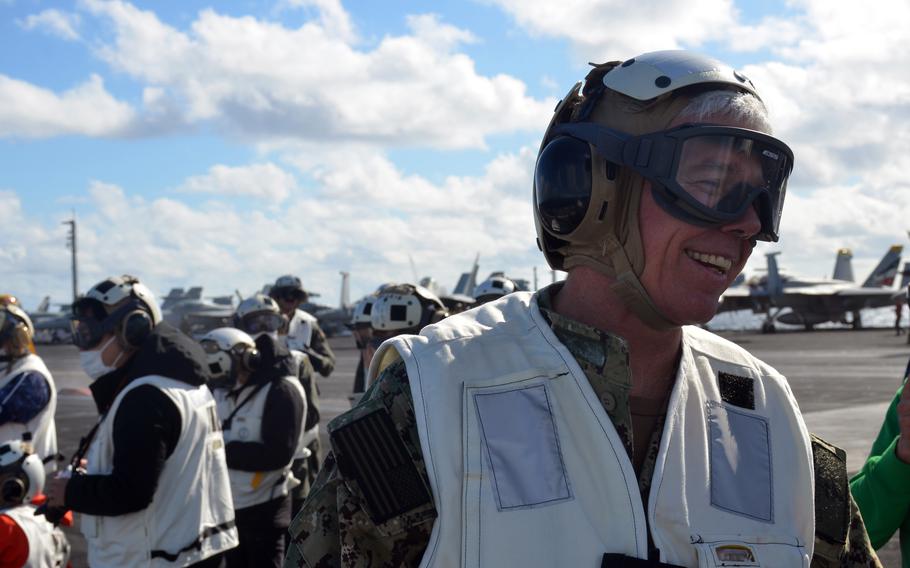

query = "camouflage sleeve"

[
  {"left": 307, "top": 324, "right": 336, "bottom": 377},
  {"left": 811, "top": 493, "right": 882, "bottom": 568},
  {"left": 810, "top": 434, "right": 882, "bottom": 567},
  {"left": 284, "top": 360, "right": 436, "bottom": 568}
]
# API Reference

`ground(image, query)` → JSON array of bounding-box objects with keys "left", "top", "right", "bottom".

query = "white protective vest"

[
  {"left": 370, "top": 292, "right": 815, "bottom": 568},
  {"left": 81, "top": 376, "right": 238, "bottom": 568},
  {"left": 1, "top": 505, "right": 70, "bottom": 568},
  {"left": 214, "top": 376, "right": 306, "bottom": 510},
  {"left": 282, "top": 312, "right": 320, "bottom": 453},
  {"left": 285, "top": 309, "right": 317, "bottom": 352},
  {"left": 0, "top": 354, "right": 58, "bottom": 473}
]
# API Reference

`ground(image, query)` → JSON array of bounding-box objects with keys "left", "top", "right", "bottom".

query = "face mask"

[{"left": 79, "top": 336, "right": 122, "bottom": 380}]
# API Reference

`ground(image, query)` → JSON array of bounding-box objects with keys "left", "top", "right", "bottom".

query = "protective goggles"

[
  {"left": 238, "top": 312, "right": 285, "bottom": 335},
  {"left": 200, "top": 340, "right": 250, "bottom": 358},
  {"left": 70, "top": 298, "right": 134, "bottom": 350},
  {"left": 270, "top": 288, "right": 306, "bottom": 302},
  {"left": 550, "top": 122, "right": 793, "bottom": 241}
]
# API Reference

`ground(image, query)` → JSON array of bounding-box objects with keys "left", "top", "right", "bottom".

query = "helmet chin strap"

[{"left": 604, "top": 235, "right": 679, "bottom": 331}]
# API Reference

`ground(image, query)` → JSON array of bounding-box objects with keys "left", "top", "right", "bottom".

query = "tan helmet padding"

[{"left": 556, "top": 77, "right": 696, "bottom": 329}]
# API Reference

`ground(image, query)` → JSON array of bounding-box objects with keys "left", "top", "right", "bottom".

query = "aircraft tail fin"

[
  {"left": 766, "top": 252, "right": 783, "bottom": 298},
  {"left": 453, "top": 253, "right": 480, "bottom": 296},
  {"left": 832, "top": 248, "right": 854, "bottom": 281},
  {"left": 160, "top": 288, "right": 185, "bottom": 310},
  {"left": 36, "top": 296, "right": 50, "bottom": 313},
  {"left": 861, "top": 245, "right": 903, "bottom": 288}
]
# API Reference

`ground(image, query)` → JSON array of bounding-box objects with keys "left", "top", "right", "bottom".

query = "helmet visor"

[{"left": 239, "top": 312, "right": 284, "bottom": 334}]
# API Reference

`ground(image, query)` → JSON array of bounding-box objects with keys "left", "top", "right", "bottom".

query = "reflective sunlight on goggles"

[{"left": 240, "top": 312, "right": 284, "bottom": 334}]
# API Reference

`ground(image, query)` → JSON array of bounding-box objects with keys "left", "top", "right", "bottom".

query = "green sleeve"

[{"left": 849, "top": 387, "right": 910, "bottom": 549}]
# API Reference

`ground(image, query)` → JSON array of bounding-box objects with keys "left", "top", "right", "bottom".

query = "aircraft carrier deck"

[{"left": 43, "top": 328, "right": 908, "bottom": 566}]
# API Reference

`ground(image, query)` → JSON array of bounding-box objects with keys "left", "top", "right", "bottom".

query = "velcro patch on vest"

[
  {"left": 811, "top": 433, "right": 849, "bottom": 547},
  {"left": 331, "top": 404, "right": 432, "bottom": 525},
  {"left": 717, "top": 372, "right": 755, "bottom": 410}
]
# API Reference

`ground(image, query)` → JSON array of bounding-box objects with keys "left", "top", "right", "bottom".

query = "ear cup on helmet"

[
  {"left": 1, "top": 474, "right": 26, "bottom": 506},
  {"left": 119, "top": 310, "right": 153, "bottom": 349},
  {"left": 534, "top": 136, "right": 594, "bottom": 236},
  {"left": 241, "top": 348, "right": 261, "bottom": 372}
]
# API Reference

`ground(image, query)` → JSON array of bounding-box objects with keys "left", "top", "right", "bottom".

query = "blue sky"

[{"left": 3, "top": 0, "right": 910, "bottom": 311}]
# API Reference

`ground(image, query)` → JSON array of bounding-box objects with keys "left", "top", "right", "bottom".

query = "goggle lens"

[
  {"left": 674, "top": 134, "right": 789, "bottom": 214},
  {"left": 240, "top": 313, "right": 283, "bottom": 334}
]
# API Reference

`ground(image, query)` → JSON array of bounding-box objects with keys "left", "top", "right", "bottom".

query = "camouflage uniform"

[{"left": 286, "top": 289, "right": 880, "bottom": 567}]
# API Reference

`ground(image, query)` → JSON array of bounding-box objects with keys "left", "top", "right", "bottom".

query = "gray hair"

[{"left": 676, "top": 90, "right": 772, "bottom": 133}]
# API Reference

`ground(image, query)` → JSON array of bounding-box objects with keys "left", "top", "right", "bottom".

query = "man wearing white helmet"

[
  {"left": 286, "top": 51, "right": 879, "bottom": 568},
  {"left": 202, "top": 327, "right": 306, "bottom": 568},
  {"left": 0, "top": 436, "right": 70, "bottom": 568},
  {"left": 269, "top": 276, "right": 335, "bottom": 499},
  {"left": 46, "top": 275, "right": 238, "bottom": 567},
  {"left": 233, "top": 294, "right": 317, "bottom": 513},
  {"left": 0, "top": 300, "right": 58, "bottom": 476}
]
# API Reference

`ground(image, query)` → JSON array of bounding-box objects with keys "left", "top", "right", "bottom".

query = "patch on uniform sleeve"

[
  {"left": 330, "top": 402, "right": 432, "bottom": 525},
  {"left": 717, "top": 372, "right": 755, "bottom": 410},
  {"left": 811, "top": 433, "right": 849, "bottom": 547}
]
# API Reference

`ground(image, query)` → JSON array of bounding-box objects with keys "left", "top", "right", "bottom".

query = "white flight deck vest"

[
  {"left": 81, "top": 375, "right": 238, "bottom": 568},
  {"left": 369, "top": 292, "right": 815, "bottom": 568},
  {"left": 1, "top": 505, "right": 70, "bottom": 568},
  {"left": 285, "top": 309, "right": 317, "bottom": 352},
  {"left": 214, "top": 376, "right": 306, "bottom": 510},
  {"left": 283, "top": 311, "right": 320, "bottom": 452},
  {"left": 0, "top": 354, "right": 58, "bottom": 473}
]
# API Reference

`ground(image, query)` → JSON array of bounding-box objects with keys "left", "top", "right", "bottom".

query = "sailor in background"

[
  {"left": 0, "top": 436, "right": 70, "bottom": 568},
  {"left": 46, "top": 275, "right": 237, "bottom": 567},
  {"left": 269, "top": 276, "right": 335, "bottom": 499},
  {"left": 0, "top": 299, "right": 58, "bottom": 476},
  {"left": 203, "top": 327, "right": 305, "bottom": 568}
]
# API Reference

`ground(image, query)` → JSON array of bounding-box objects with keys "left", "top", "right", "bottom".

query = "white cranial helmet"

[
  {"left": 350, "top": 296, "right": 376, "bottom": 326},
  {"left": 0, "top": 438, "right": 45, "bottom": 506},
  {"left": 371, "top": 284, "right": 447, "bottom": 333},
  {"left": 473, "top": 275, "right": 517, "bottom": 301},
  {"left": 199, "top": 327, "right": 258, "bottom": 379},
  {"left": 233, "top": 294, "right": 285, "bottom": 337}
]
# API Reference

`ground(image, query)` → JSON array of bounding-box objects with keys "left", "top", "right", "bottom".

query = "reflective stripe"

[{"left": 151, "top": 520, "right": 237, "bottom": 562}]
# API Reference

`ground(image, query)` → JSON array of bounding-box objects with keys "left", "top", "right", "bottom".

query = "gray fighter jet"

[{"left": 720, "top": 245, "right": 903, "bottom": 331}]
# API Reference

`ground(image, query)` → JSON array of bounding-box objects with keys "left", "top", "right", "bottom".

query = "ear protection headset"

[
  {"left": 118, "top": 303, "right": 154, "bottom": 350},
  {"left": 0, "top": 439, "right": 44, "bottom": 508},
  {"left": 0, "top": 470, "right": 27, "bottom": 506}
]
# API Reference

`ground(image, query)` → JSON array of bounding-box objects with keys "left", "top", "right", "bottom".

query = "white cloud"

[
  {"left": 484, "top": 0, "right": 738, "bottom": 58},
  {"left": 275, "top": 0, "right": 356, "bottom": 43},
  {"left": 0, "top": 74, "right": 134, "bottom": 138},
  {"left": 73, "top": 0, "right": 551, "bottom": 148},
  {"left": 3, "top": 146, "right": 547, "bottom": 309},
  {"left": 18, "top": 9, "right": 81, "bottom": 41},
  {"left": 179, "top": 163, "right": 298, "bottom": 202}
]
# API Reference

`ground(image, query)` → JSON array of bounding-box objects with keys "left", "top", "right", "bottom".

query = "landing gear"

[
  {"left": 761, "top": 320, "right": 776, "bottom": 334},
  {"left": 851, "top": 310, "right": 863, "bottom": 330}
]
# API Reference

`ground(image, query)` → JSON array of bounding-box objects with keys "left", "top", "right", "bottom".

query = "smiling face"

[{"left": 638, "top": 113, "right": 765, "bottom": 325}]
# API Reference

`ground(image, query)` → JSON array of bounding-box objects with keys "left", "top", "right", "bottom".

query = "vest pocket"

[
  {"left": 472, "top": 383, "right": 572, "bottom": 510},
  {"left": 706, "top": 402, "right": 773, "bottom": 522},
  {"left": 692, "top": 534, "right": 809, "bottom": 567}
]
